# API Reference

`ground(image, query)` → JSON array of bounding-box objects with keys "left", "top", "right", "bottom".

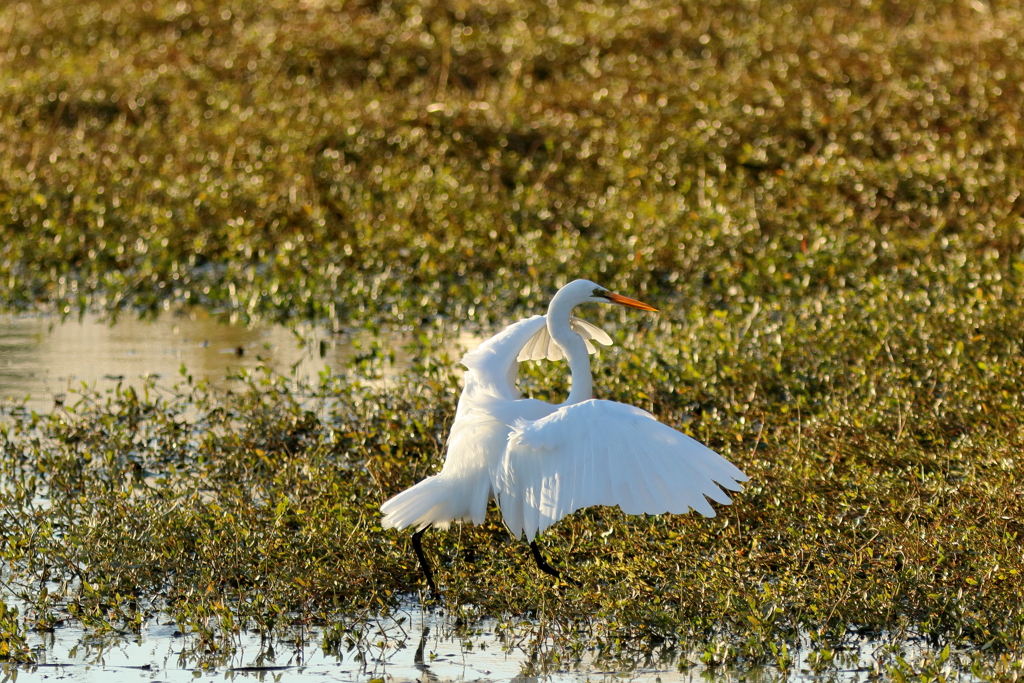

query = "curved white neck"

[{"left": 546, "top": 294, "right": 592, "bottom": 405}]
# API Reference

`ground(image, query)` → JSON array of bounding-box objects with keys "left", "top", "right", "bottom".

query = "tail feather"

[{"left": 380, "top": 473, "right": 490, "bottom": 531}]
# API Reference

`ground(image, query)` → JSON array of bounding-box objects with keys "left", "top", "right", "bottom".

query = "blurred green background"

[{"left": 3, "top": 0, "right": 1021, "bottom": 325}]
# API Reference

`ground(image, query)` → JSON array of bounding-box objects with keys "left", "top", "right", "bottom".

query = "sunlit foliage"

[{"left": 1, "top": 0, "right": 1022, "bottom": 323}]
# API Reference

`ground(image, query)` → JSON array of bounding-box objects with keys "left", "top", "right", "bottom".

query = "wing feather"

[
  {"left": 625, "top": 428, "right": 664, "bottom": 513},
  {"left": 498, "top": 400, "right": 748, "bottom": 540},
  {"left": 516, "top": 317, "right": 613, "bottom": 362},
  {"left": 461, "top": 315, "right": 548, "bottom": 400},
  {"left": 573, "top": 319, "right": 614, "bottom": 346}
]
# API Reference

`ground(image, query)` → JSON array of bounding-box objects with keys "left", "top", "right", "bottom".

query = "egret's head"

[{"left": 556, "top": 279, "right": 659, "bottom": 311}]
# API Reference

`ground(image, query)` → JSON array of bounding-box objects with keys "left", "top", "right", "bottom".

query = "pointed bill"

[{"left": 606, "top": 292, "right": 659, "bottom": 312}]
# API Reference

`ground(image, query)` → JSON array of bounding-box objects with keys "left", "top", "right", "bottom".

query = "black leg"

[
  {"left": 411, "top": 528, "right": 439, "bottom": 596},
  {"left": 414, "top": 626, "right": 430, "bottom": 667},
  {"left": 529, "top": 540, "right": 581, "bottom": 586}
]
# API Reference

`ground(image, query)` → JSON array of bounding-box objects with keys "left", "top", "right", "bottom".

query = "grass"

[{"left": 2, "top": 0, "right": 1024, "bottom": 677}]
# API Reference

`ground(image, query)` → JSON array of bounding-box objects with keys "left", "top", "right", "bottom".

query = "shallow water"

[
  {"left": 0, "top": 310, "right": 436, "bottom": 414},
  {"left": 12, "top": 605, "right": 900, "bottom": 682},
  {"left": 15, "top": 609, "right": 674, "bottom": 682}
]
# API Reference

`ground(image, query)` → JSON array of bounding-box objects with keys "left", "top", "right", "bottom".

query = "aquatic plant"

[{"left": 1, "top": 0, "right": 1022, "bottom": 327}]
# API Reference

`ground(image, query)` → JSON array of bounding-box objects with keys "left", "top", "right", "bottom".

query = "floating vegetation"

[
  {"left": 1, "top": 296, "right": 1023, "bottom": 678},
  {"left": 2, "top": 0, "right": 1023, "bottom": 326}
]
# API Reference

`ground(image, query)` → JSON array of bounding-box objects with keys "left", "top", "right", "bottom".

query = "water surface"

[
  {"left": 16, "top": 606, "right": 887, "bottom": 682},
  {"left": 0, "top": 310, "right": 433, "bottom": 414}
]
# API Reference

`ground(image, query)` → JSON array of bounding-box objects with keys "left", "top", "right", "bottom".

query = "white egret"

[{"left": 380, "top": 279, "right": 748, "bottom": 592}]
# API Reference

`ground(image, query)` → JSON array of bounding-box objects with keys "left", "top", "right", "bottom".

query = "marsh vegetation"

[{"left": 2, "top": 0, "right": 1024, "bottom": 678}]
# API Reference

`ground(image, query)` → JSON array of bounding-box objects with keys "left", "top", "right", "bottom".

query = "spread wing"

[
  {"left": 517, "top": 317, "right": 613, "bottom": 362},
  {"left": 460, "top": 315, "right": 613, "bottom": 399},
  {"left": 495, "top": 399, "right": 748, "bottom": 540},
  {"left": 460, "top": 315, "right": 549, "bottom": 400}
]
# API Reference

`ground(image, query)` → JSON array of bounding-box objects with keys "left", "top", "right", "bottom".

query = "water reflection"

[
  {"left": 17, "top": 606, "right": 720, "bottom": 682},
  {"left": 0, "top": 309, "right": 425, "bottom": 414},
  {"left": 15, "top": 602, "right": 922, "bottom": 682}
]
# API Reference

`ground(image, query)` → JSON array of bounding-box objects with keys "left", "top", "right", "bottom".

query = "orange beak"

[{"left": 606, "top": 292, "right": 659, "bottom": 312}]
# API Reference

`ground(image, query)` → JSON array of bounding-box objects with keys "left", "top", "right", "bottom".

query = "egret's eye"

[{"left": 592, "top": 288, "right": 606, "bottom": 298}]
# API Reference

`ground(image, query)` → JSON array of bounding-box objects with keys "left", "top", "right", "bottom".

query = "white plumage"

[
  {"left": 517, "top": 317, "right": 613, "bottom": 362},
  {"left": 498, "top": 400, "right": 743, "bottom": 540},
  {"left": 380, "top": 279, "right": 748, "bottom": 549}
]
